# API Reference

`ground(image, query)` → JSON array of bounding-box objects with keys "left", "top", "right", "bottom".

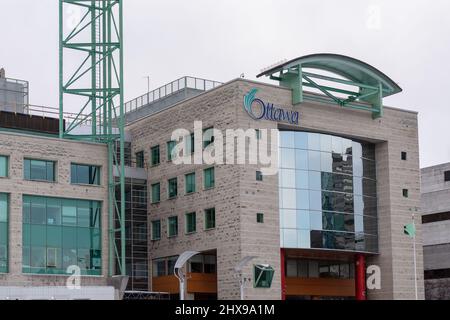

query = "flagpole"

[{"left": 412, "top": 213, "right": 418, "bottom": 300}]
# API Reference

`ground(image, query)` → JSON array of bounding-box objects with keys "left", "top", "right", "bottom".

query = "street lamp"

[
  {"left": 174, "top": 251, "right": 200, "bottom": 301},
  {"left": 234, "top": 256, "right": 258, "bottom": 300}
]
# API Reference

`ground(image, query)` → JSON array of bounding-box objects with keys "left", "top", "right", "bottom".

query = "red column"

[
  {"left": 355, "top": 254, "right": 366, "bottom": 300},
  {"left": 280, "top": 248, "right": 286, "bottom": 300}
]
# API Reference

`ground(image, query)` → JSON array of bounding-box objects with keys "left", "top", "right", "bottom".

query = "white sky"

[{"left": 1, "top": 0, "right": 449, "bottom": 168}]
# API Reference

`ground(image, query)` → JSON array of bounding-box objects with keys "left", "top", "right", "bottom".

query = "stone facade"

[
  {"left": 421, "top": 163, "right": 450, "bottom": 300},
  {"left": 127, "top": 78, "right": 424, "bottom": 300},
  {"left": 0, "top": 131, "right": 110, "bottom": 288}
]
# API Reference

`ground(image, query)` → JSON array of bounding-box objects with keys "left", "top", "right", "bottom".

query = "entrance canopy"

[{"left": 257, "top": 53, "right": 403, "bottom": 119}]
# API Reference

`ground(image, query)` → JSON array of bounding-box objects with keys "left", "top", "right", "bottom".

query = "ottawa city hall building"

[{"left": 0, "top": 54, "right": 424, "bottom": 300}]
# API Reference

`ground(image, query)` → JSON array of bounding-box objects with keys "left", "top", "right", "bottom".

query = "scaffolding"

[{"left": 59, "top": 0, "right": 126, "bottom": 276}]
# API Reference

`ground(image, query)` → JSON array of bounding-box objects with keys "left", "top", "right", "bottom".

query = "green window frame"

[
  {"left": 151, "top": 220, "right": 161, "bottom": 240},
  {"left": 167, "top": 141, "right": 176, "bottom": 162},
  {"left": 136, "top": 151, "right": 145, "bottom": 168},
  {"left": 0, "top": 156, "right": 8, "bottom": 178},
  {"left": 151, "top": 183, "right": 161, "bottom": 204},
  {"left": 24, "top": 159, "right": 56, "bottom": 182},
  {"left": 205, "top": 208, "right": 216, "bottom": 230},
  {"left": 22, "top": 195, "right": 102, "bottom": 275},
  {"left": 168, "top": 216, "right": 178, "bottom": 238},
  {"left": 71, "top": 164, "right": 100, "bottom": 185},
  {"left": 0, "top": 193, "right": 8, "bottom": 273},
  {"left": 185, "top": 212, "right": 196, "bottom": 234},
  {"left": 185, "top": 172, "right": 196, "bottom": 194},
  {"left": 186, "top": 133, "right": 195, "bottom": 154},
  {"left": 256, "top": 129, "right": 262, "bottom": 140},
  {"left": 256, "top": 171, "right": 263, "bottom": 181},
  {"left": 203, "top": 127, "right": 215, "bottom": 149},
  {"left": 257, "top": 213, "right": 264, "bottom": 223},
  {"left": 151, "top": 146, "right": 160, "bottom": 166},
  {"left": 168, "top": 178, "right": 178, "bottom": 199},
  {"left": 204, "top": 167, "right": 215, "bottom": 189}
]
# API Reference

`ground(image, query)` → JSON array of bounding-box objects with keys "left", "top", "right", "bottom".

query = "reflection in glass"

[{"left": 279, "top": 131, "right": 378, "bottom": 253}]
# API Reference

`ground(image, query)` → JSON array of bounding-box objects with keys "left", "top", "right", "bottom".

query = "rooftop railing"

[{"left": 121, "top": 76, "right": 223, "bottom": 115}]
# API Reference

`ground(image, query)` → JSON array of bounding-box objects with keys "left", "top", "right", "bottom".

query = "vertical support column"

[
  {"left": 355, "top": 254, "right": 366, "bottom": 300},
  {"left": 58, "top": 0, "right": 64, "bottom": 139},
  {"left": 280, "top": 248, "right": 286, "bottom": 300}
]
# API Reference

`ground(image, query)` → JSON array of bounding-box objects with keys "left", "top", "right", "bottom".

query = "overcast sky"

[{"left": 1, "top": 0, "right": 449, "bottom": 168}]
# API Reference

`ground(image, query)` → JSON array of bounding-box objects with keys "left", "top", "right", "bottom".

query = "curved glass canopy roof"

[{"left": 257, "top": 54, "right": 403, "bottom": 118}]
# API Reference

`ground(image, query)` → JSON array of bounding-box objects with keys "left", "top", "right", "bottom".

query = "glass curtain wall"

[
  {"left": 22, "top": 195, "right": 102, "bottom": 275},
  {"left": 279, "top": 131, "right": 378, "bottom": 253}
]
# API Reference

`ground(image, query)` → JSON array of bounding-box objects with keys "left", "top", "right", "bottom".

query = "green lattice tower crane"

[{"left": 58, "top": 0, "right": 126, "bottom": 277}]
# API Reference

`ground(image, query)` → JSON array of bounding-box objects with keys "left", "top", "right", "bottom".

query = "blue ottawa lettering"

[{"left": 244, "top": 88, "right": 299, "bottom": 125}]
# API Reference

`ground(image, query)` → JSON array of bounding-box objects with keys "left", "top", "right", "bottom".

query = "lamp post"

[
  {"left": 234, "top": 256, "right": 258, "bottom": 300},
  {"left": 174, "top": 251, "right": 200, "bottom": 301}
]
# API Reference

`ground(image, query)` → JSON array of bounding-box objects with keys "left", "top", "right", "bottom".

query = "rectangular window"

[
  {"left": 0, "top": 193, "right": 8, "bottom": 273},
  {"left": 71, "top": 164, "right": 100, "bottom": 185},
  {"left": 151, "top": 183, "right": 161, "bottom": 204},
  {"left": 186, "top": 133, "right": 195, "bottom": 154},
  {"left": 151, "top": 220, "right": 161, "bottom": 240},
  {"left": 22, "top": 195, "right": 102, "bottom": 275},
  {"left": 136, "top": 151, "right": 145, "bottom": 168},
  {"left": 403, "top": 189, "right": 409, "bottom": 198},
  {"left": 256, "top": 171, "right": 263, "bottom": 181},
  {"left": 168, "top": 216, "right": 178, "bottom": 237},
  {"left": 203, "top": 127, "right": 215, "bottom": 149},
  {"left": 204, "top": 167, "right": 215, "bottom": 189},
  {"left": 24, "top": 159, "right": 55, "bottom": 182},
  {"left": 185, "top": 173, "right": 196, "bottom": 194},
  {"left": 0, "top": 156, "right": 8, "bottom": 178},
  {"left": 257, "top": 213, "right": 264, "bottom": 223},
  {"left": 256, "top": 129, "right": 262, "bottom": 140},
  {"left": 151, "top": 146, "right": 160, "bottom": 166},
  {"left": 205, "top": 208, "right": 216, "bottom": 230},
  {"left": 445, "top": 171, "right": 450, "bottom": 182},
  {"left": 185, "top": 212, "right": 196, "bottom": 234},
  {"left": 167, "top": 141, "right": 176, "bottom": 162},
  {"left": 168, "top": 178, "right": 178, "bottom": 199},
  {"left": 401, "top": 152, "right": 407, "bottom": 161}
]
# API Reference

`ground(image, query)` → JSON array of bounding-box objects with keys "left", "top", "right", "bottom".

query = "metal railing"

[
  {"left": 121, "top": 76, "right": 223, "bottom": 115},
  {"left": 0, "top": 102, "right": 92, "bottom": 127}
]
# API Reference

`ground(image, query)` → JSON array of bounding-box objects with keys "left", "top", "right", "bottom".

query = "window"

[
  {"left": 136, "top": 151, "right": 144, "bottom": 168},
  {"left": 0, "top": 193, "right": 8, "bottom": 273},
  {"left": 168, "top": 216, "right": 178, "bottom": 237},
  {"left": 445, "top": 171, "right": 450, "bottom": 182},
  {"left": 167, "top": 141, "right": 176, "bottom": 162},
  {"left": 401, "top": 152, "right": 407, "bottom": 161},
  {"left": 151, "top": 146, "right": 160, "bottom": 166},
  {"left": 186, "top": 133, "right": 195, "bottom": 154},
  {"left": 257, "top": 213, "right": 264, "bottom": 224},
  {"left": 256, "top": 129, "right": 262, "bottom": 140},
  {"left": 203, "top": 127, "right": 215, "bottom": 149},
  {"left": 403, "top": 189, "right": 409, "bottom": 198},
  {"left": 24, "top": 159, "right": 55, "bottom": 182},
  {"left": 151, "top": 183, "right": 160, "bottom": 204},
  {"left": 205, "top": 208, "right": 216, "bottom": 230},
  {"left": 151, "top": 220, "right": 161, "bottom": 240},
  {"left": 168, "top": 178, "right": 178, "bottom": 199},
  {"left": 0, "top": 156, "right": 8, "bottom": 178},
  {"left": 185, "top": 212, "right": 196, "bottom": 234},
  {"left": 256, "top": 171, "right": 263, "bottom": 181},
  {"left": 152, "top": 256, "right": 179, "bottom": 277},
  {"left": 185, "top": 173, "right": 196, "bottom": 194},
  {"left": 71, "top": 164, "right": 100, "bottom": 185},
  {"left": 204, "top": 167, "right": 215, "bottom": 189},
  {"left": 22, "top": 195, "right": 101, "bottom": 275}
]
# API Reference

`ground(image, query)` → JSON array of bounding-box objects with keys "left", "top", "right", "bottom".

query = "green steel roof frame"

[
  {"left": 257, "top": 53, "right": 403, "bottom": 119},
  {"left": 59, "top": 0, "right": 126, "bottom": 277}
]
